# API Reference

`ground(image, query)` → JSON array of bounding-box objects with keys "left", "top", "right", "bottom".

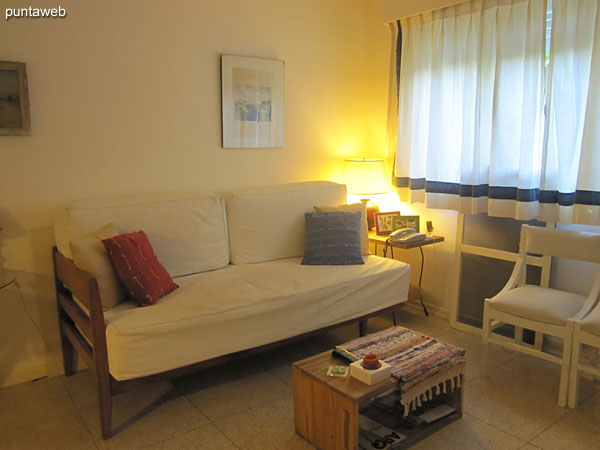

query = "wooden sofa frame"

[{"left": 53, "top": 247, "right": 405, "bottom": 439}]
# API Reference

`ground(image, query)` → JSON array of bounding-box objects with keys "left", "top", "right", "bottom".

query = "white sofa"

[{"left": 53, "top": 180, "right": 410, "bottom": 438}]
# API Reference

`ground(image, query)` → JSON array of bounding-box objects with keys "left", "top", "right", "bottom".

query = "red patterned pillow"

[{"left": 102, "top": 231, "right": 178, "bottom": 307}]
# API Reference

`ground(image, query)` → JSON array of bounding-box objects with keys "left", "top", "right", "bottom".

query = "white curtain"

[
  {"left": 394, "top": 0, "right": 600, "bottom": 225},
  {"left": 541, "top": 0, "right": 600, "bottom": 224}
]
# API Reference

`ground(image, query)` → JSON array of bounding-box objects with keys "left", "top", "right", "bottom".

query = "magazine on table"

[{"left": 359, "top": 415, "right": 406, "bottom": 450}]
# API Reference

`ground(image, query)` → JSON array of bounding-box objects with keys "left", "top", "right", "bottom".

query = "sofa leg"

[
  {"left": 98, "top": 376, "right": 112, "bottom": 439},
  {"left": 59, "top": 325, "right": 78, "bottom": 376},
  {"left": 359, "top": 320, "right": 367, "bottom": 337}
]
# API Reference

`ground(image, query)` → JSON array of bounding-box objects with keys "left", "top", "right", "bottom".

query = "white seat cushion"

[
  {"left": 104, "top": 255, "right": 410, "bottom": 380},
  {"left": 489, "top": 285, "right": 586, "bottom": 326},
  {"left": 581, "top": 304, "right": 600, "bottom": 337}
]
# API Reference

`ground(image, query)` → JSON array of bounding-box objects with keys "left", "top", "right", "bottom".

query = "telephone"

[{"left": 389, "top": 228, "right": 426, "bottom": 243}]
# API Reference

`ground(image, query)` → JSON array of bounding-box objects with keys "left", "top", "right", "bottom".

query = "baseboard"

[{"left": 403, "top": 299, "right": 449, "bottom": 320}]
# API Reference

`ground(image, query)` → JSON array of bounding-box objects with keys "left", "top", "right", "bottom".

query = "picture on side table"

[
  {"left": 392, "top": 215, "right": 420, "bottom": 232},
  {"left": 374, "top": 211, "right": 400, "bottom": 235},
  {"left": 221, "top": 55, "right": 284, "bottom": 148},
  {"left": 0, "top": 61, "right": 30, "bottom": 136}
]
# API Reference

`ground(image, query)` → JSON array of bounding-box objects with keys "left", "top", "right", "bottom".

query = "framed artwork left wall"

[{"left": 0, "top": 61, "right": 30, "bottom": 136}]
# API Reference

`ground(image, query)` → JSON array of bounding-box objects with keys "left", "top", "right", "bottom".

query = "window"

[{"left": 389, "top": 0, "right": 599, "bottom": 226}]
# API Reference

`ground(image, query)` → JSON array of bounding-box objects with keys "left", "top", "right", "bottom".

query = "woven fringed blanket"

[{"left": 336, "top": 326, "right": 465, "bottom": 416}]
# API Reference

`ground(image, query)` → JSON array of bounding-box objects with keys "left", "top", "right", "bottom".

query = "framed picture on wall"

[
  {"left": 392, "top": 215, "right": 420, "bottom": 232},
  {"left": 221, "top": 55, "right": 284, "bottom": 148},
  {"left": 374, "top": 211, "right": 400, "bottom": 235},
  {"left": 0, "top": 61, "right": 30, "bottom": 136}
]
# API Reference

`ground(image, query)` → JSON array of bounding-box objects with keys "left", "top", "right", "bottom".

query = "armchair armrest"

[
  {"left": 53, "top": 247, "right": 109, "bottom": 375},
  {"left": 572, "top": 270, "right": 600, "bottom": 322},
  {"left": 492, "top": 257, "right": 526, "bottom": 298}
]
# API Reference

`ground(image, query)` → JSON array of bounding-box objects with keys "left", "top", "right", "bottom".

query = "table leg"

[
  {"left": 358, "top": 319, "right": 367, "bottom": 337},
  {"left": 418, "top": 246, "right": 429, "bottom": 317}
]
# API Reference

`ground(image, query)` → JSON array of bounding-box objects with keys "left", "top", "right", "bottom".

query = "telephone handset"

[{"left": 389, "top": 228, "right": 426, "bottom": 243}]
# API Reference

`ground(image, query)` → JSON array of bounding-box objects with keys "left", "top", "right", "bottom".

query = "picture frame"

[
  {"left": 0, "top": 61, "right": 30, "bottom": 136},
  {"left": 392, "top": 215, "right": 420, "bottom": 232},
  {"left": 221, "top": 55, "right": 284, "bottom": 148},
  {"left": 374, "top": 211, "right": 400, "bottom": 235}
]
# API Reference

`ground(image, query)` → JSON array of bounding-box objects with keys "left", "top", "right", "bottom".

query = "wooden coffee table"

[{"left": 293, "top": 351, "right": 463, "bottom": 450}]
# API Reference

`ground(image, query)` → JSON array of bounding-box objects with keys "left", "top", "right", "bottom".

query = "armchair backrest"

[{"left": 521, "top": 225, "right": 600, "bottom": 264}]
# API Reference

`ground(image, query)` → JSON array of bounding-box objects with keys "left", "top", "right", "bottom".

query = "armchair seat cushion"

[
  {"left": 581, "top": 303, "right": 600, "bottom": 336},
  {"left": 489, "top": 285, "right": 586, "bottom": 326}
]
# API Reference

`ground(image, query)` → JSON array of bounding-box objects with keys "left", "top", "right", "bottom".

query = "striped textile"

[{"left": 336, "top": 326, "right": 465, "bottom": 391}]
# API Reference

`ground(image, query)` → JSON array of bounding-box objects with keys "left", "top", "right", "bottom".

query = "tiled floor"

[{"left": 1, "top": 310, "right": 599, "bottom": 449}]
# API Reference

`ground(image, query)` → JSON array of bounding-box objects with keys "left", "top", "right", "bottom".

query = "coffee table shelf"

[{"left": 293, "top": 351, "right": 463, "bottom": 450}]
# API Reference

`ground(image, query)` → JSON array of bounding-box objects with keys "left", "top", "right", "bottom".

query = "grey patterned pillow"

[{"left": 301, "top": 212, "right": 364, "bottom": 265}]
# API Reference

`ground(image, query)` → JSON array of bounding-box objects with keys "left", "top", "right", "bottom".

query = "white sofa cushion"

[
  {"left": 104, "top": 255, "right": 410, "bottom": 380},
  {"left": 70, "top": 223, "right": 125, "bottom": 311},
  {"left": 226, "top": 181, "right": 347, "bottom": 264},
  {"left": 55, "top": 192, "right": 229, "bottom": 277}
]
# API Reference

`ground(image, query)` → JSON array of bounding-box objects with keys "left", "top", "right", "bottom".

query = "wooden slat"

[
  {"left": 461, "top": 244, "right": 519, "bottom": 263},
  {"left": 57, "top": 292, "right": 93, "bottom": 344},
  {"left": 580, "top": 331, "right": 600, "bottom": 348},
  {"left": 579, "top": 364, "right": 600, "bottom": 377},
  {"left": 61, "top": 320, "right": 95, "bottom": 371},
  {"left": 491, "top": 309, "right": 567, "bottom": 338},
  {"left": 293, "top": 360, "right": 358, "bottom": 450},
  {"left": 525, "top": 255, "right": 545, "bottom": 268},
  {"left": 488, "top": 335, "right": 562, "bottom": 364},
  {"left": 461, "top": 244, "right": 546, "bottom": 268},
  {"left": 53, "top": 249, "right": 93, "bottom": 309}
]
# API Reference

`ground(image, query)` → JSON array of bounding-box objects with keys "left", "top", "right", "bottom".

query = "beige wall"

[{"left": 0, "top": 0, "right": 393, "bottom": 386}]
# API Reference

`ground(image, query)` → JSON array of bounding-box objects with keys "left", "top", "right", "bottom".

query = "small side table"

[
  {"left": 0, "top": 269, "right": 16, "bottom": 290},
  {"left": 369, "top": 231, "right": 444, "bottom": 316}
]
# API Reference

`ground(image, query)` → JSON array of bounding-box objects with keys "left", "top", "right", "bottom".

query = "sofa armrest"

[{"left": 53, "top": 247, "right": 109, "bottom": 375}]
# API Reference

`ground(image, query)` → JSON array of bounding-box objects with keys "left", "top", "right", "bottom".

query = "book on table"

[{"left": 359, "top": 415, "right": 406, "bottom": 450}]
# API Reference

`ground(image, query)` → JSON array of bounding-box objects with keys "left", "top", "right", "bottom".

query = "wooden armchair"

[
  {"left": 482, "top": 225, "right": 600, "bottom": 407},
  {"left": 568, "top": 279, "right": 600, "bottom": 407}
]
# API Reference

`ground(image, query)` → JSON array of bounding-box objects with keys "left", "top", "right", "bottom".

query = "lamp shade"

[{"left": 342, "top": 158, "right": 388, "bottom": 195}]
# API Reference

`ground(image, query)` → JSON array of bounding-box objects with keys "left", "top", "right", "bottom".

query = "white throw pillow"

[
  {"left": 314, "top": 203, "right": 369, "bottom": 255},
  {"left": 70, "top": 223, "right": 126, "bottom": 311}
]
